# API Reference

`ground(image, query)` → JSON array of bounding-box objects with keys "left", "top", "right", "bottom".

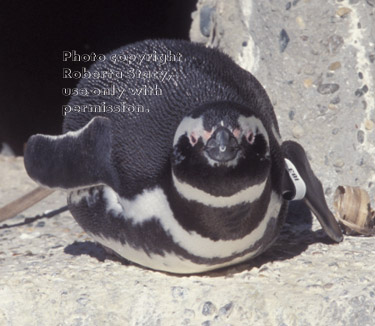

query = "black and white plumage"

[{"left": 24, "top": 39, "right": 343, "bottom": 274}]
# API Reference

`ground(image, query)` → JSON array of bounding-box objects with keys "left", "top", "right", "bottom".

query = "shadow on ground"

[
  {"left": 207, "top": 201, "right": 338, "bottom": 277},
  {"left": 64, "top": 241, "right": 132, "bottom": 266}
]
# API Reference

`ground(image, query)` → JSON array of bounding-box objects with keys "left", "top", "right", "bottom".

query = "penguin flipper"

[
  {"left": 281, "top": 140, "right": 343, "bottom": 243},
  {"left": 24, "top": 116, "right": 118, "bottom": 191}
]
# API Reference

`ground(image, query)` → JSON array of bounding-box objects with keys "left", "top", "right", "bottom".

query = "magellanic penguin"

[{"left": 24, "top": 39, "right": 343, "bottom": 274}]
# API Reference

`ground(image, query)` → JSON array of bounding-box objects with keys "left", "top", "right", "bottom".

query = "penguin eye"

[
  {"left": 189, "top": 133, "right": 198, "bottom": 146},
  {"left": 247, "top": 132, "right": 255, "bottom": 144}
]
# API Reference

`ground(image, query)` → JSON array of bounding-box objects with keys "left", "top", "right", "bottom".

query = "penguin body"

[{"left": 24, "top": 39, "right": 342, "bottom": 274}]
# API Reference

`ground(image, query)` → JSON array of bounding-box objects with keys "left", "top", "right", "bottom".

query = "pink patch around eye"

[
  {"left": 190, "top": 132, "right": 198, "bottom": 146},
  {"left": 203, "top": 130, "right": 213, "bottom": 140},
  {"left": 233, "top": 128, "right": 241, "bottom": 138},
  {"left": 247, "top": 131, "right": 255, "bottom": 144}
]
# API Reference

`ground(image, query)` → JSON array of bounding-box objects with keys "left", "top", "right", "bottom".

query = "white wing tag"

[{"left": 284, "top": 158, "right": 307, "bottom": 200}]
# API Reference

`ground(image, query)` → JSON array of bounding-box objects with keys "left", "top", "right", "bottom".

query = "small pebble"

[
  {"left": 333, "top": 159, "right": 345, "bottom": 168},
  {"left": 324, "top": 35, "right": 344, "bottom": 54},
  {"left": 332, "top": 128, "right": 339, "bottom": 135},
  {"left": 296, "top": 16, "right": 305, "bottom": 29},
  {"left": 279, "top": 29, "right": 290, "bottom": 53},
  {"left": 317, "top": 104, "right": 328, "bottom": 115},
  {"left": 202, "top": 301, "right": 216, "bottom": 316},
  {"left": 355, "top": 88, "right": 364, "bottom": 97},
  {"left": 200, "top": 6, "right": 215, "bottom": 37},
  {"left": 365, "top": 120, "right": 374, "bottom": 130},
  {"left": 182, "top": 318, "right": 190, "bottom": 326},
  {"left": 171, "top": 286, "right": 188, "bottom": 299},
  {"left": 289, "top": 110, "right": 295, "bottom": 120},
  {"left": 357, "top": 130, "right": 365, "bottom": 144},
  {"left": 303, "top": 79, "right": 313, "bottom": 88},
  {"left": 336, "top": 7, "right": 352, "bottom": 17},
  {"left": 328, "top": 61, "right": 341, "bottom": 71},
  {"left": 218, "top": 302, "right": 233, "bottom": 316},
  {"left": 77, "top": 297, "right": 89, "bottom": 306},
  {"left": 357, "top": 158, "right": 365, "bottom": 166},
  {"left": 317, "top": 83, "right": 340, "bottom": 95},
  {"left": 324, "top": 283, "right": 334, "bottom": 289},
  {"left": 292, "top": 125, "right": 304, "bottom": 139},
  {"left": 330, "top": 96, "right": 341, "bottom": 104}
]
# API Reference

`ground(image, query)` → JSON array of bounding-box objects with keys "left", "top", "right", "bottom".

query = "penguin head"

[{"left": 171, "top": 102, "right": 271, "bottom": 197}]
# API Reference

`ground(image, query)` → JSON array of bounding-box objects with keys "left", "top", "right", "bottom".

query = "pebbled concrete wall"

[{"left": 190, "top": 0, "right": 375, "bottom": 202}]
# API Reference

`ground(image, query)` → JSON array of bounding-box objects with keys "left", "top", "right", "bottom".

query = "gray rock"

[
  {"left": 199, "top": 6, "right": 215, "bottom": 37},
  {"left": 202, "top": 301, "right": 216, "bottom": 316},
  {"left": 317, "top": 83, "right": 340, "bottom": 95},
  {"left": 279, "top": 29, "right": 290, "bottom": 53}
]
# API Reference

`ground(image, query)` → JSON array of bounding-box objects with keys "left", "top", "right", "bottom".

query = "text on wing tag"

[{"left": 284, "top": 159, "right": 307, "bottom": 200}]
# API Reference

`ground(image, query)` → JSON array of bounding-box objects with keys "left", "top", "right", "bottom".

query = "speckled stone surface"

[{"left": 1, "top": 158, "right": 375, "bottom": 325}]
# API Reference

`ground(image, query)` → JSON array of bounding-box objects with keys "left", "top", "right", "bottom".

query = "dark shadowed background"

[{"left": 0, "top": 0, "right": 196, "bottom": 155}]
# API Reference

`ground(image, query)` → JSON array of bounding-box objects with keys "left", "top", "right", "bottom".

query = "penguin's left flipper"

[{"left": 281, "top": 140, "right": 343, "bottom": 243}]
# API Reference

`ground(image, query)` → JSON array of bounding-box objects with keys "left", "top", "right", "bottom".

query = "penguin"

[{"left": 24, "top": 39, "right": 343, "bottom": 274}]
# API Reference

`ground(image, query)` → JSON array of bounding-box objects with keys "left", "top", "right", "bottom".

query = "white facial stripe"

[
  {"left": 173, "top": 116, "right": 204, "bottom": 146},
  {"left": 238, "top": 115, "right": 269, "bottom": 145},
  {"left": 88, "top": 187, "right": 282, "bottom": 273},
  {"left": 172, "top": 172, "right": 266, "bottom": 207}
]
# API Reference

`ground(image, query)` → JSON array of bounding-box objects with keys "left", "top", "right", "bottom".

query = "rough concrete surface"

[
  {"left": 1, "top": 157, "right": 375, "bottom": 325},
  {"left": 1, "top": 0, "right": 375, "bottom": 325}
]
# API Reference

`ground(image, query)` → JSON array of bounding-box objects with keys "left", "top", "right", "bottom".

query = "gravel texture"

[
  {"left": 1, "top": 156, "right": 375, "bottom": 325},
  {"left": 1, "top": 0, "right": 375, "bottom": 325}
]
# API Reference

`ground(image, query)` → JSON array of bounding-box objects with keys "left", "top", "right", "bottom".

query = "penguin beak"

[{"left": 205, "top": 127, "right": 239, "bottom": 163}]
